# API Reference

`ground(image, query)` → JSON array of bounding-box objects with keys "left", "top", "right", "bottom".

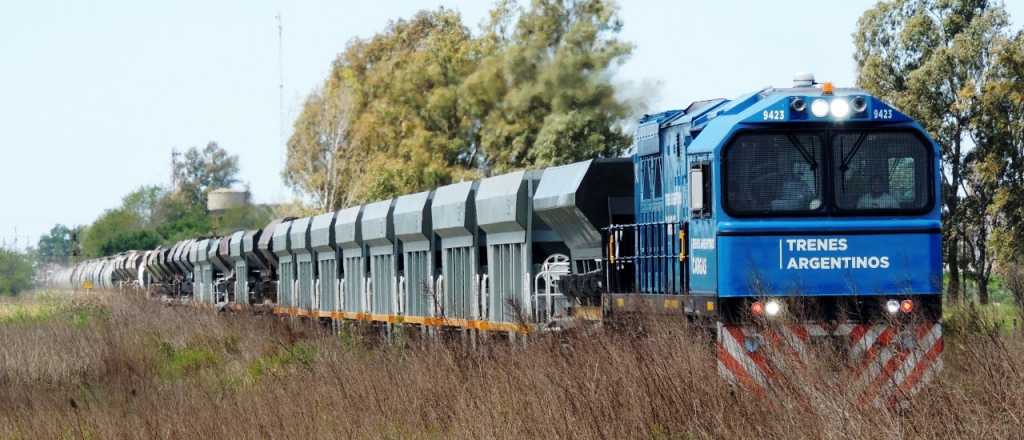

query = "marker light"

[
  {"left": 751, "top": 301, "right": 764, "bottom": 317},
  {"left": 900, "top": 299, "right": 914, "bottom": 314},
  {"left": 791, "top": 97, "right": 806, "bottom": 113},
  {"left": 885, "top": 299, "right": 900, "bottom": 315},
  {"left": 822, "top": 81, "right": 834, "bottom": 95},
  {"left": 851, "top": 96, "right": 867, "bottom": 113},
  {"left": 810, "top": 99, "right": 830, "bottom": 117},
  {"left": 830, "top": 98, "right": 851, "bottom": 118},
  {"left": 764, "top": 300, "right": 782, "bottom": 317}
]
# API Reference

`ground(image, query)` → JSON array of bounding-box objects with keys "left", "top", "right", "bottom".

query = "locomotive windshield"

[
  {"left": 723, "top": 130, "right": 932, "bottom": 216},
  {"left": 832, "top": 131, "right": 931, "bottom": 212},
  {"left": 723, "top": 132, "right": 825, "bottom": 214}
]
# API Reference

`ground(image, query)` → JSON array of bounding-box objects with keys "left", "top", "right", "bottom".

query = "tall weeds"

[{"left": 0, "top": 292, "right": 1020, "bottom": 439}]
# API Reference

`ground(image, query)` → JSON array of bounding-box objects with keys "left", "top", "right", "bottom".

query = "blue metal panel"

[
  {"left": 632, "top": 115, "right": 699, "bottom": 295},
  {"left": 717, "top": 232, "right": 941, "bottom": 297}
]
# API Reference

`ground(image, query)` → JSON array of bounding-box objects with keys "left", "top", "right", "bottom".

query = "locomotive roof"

[{"left": 645, "top": 85, "right": 926, "bottom": 156}]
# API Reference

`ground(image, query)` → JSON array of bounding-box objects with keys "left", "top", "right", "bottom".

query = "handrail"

[{"left": 532, "top": 254, "right": 572, "bottom": 322}]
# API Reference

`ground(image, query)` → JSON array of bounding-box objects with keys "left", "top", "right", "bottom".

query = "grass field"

[{"left": 0, "top": 291, "right": 1021, "bottom": 439}]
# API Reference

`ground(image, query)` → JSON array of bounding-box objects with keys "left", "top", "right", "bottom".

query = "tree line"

[
  {"left": 36, "top": 142, "right": 272, "bottom": 265},
  {"left": 0, "top": 248, "right": 33, "bottom": 295}
]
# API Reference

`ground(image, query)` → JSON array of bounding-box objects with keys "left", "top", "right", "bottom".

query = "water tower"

[{"left": 207, "top": 188, "right": 249, "bottom": 214}]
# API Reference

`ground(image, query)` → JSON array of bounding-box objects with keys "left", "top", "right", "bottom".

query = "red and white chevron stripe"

[
  {"left": 835, "top": 322, "right": 944, "bottom": 407},
  {"left": 716, "top": 321, "right": 943, "bottom": 406}
]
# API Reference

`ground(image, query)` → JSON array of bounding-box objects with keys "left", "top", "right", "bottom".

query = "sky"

[{"left": 2, "top": 0, "right": 1023, "bottom": 250}]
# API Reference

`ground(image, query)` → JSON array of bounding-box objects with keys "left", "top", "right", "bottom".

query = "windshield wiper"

[
  {"left": 839, "top": 132, "right": 868, "bottom": 173},
  {"left": 786, "top": 134, "right": 818, "bottom": 170}
]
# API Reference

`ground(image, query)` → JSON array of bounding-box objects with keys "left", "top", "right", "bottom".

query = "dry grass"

[{"left": 0, "top": 291, "right": 1021, "bottom": 439}]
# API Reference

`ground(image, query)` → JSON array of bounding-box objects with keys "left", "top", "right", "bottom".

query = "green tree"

[
  {"left": 36, "top": 224, "right": 74, "bottom": 265},
  {"left": 961, "top": 161, "right": 997, "bottom": 303},
  {"left": 341, "top": 8, "right": 482, "bottom": 202},
  {"left": 80, "top": 208, "right": 144, "bottom": 257},
  {"left": 122, "top": 185, "right": 166, "bottom": 228},
  {"left": 153, "top": 194, "right": 212, "bottom": 244},
  {"left": 465, "top": 0, "right": 634, "bottom": 173},
  {"left": 172, "top": 142, "right": 240, "bottom": 206},
  {"left": 977, "top": 32, "right": 1024, "bottom": 263},
  {"left": 0, "top": 247, "right": 34, "bottom": 295},
  {"left": 854, "top": 0, "right": 1013, "bottom": 304},
  {"left": 284, "top": 0, "right": 636, "bottom": 206},
  {"left": 99, "top": 230, "right": 162, "bottom": 256}
]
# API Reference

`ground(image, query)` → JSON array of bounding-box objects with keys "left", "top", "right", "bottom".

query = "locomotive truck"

[{"left": 53, "top": 74, "right": 943, "bottom": 404}]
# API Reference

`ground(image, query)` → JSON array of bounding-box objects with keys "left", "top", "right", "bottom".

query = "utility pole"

[
  {"left": 277, "top": 12, "right": 285, "bottom": 166},
  {"left": 171, "top": 148, "right": 180, "bottom": 189}
]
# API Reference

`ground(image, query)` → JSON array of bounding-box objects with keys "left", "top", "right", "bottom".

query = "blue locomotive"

[{"left": 597, "top": 74, "right": 942, "bottom": 326}]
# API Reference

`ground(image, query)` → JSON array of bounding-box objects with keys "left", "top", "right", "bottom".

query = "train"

[{"left": 50, "top": 74, "right": 944, "bottom": 405}]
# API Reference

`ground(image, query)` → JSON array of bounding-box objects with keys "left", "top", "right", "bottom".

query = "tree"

[
  {"left": 854, "top": 0, "right": 1013, "bottom": 304},
  {"left": 960, "top": 162, "right": 997, "bottom": 303},
  {"left": 79, "top": 208, "right": 144, "bottom": 257},
  {"left": 285, "top": 0, "right": 636, "bottom": 205},
  {"left": 0, "top": 247, "right": 34, "bottom": 295},
  {"left": 340, "top": 8, "right": 482, "bottom": 202},
  {"left": 36, "top": 224, "right": 73, "bottom": 265},
  {"left": 998, "top": 260, "right": 1024, "bottom": 320},
  {"left": 172, "top": 142, "right": 240, "bottom": 206},
  {"left": 284, "top": 85, "right": 356, "bottom": 211},
  {"left": 122, "top": 185, "right": 166, "bottom": 229},
  {"left": 98, "top": 230, "right": 162, "bottom": 256},
  {"left": 465, "top": 0, "right": 634, "bottom": 173},
  {"left": 153, "top": 194, "right": 212, "bottom": 244},
  {"left": 977, "top": 32, "right": 1024, "bottom": 262}
]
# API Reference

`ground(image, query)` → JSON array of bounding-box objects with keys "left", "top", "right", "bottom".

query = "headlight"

[
  {"left": 830, "top": 98, "right": 851, "bottom": 118},
  {"left": 764, "top": 299, "right": 782, "bottom": 317},
  {"left": 811, "top": 99, "right": 829, "bottom": 117},
  {"left": 885, "top": 299, "right": 900, "bottom": 315}
]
